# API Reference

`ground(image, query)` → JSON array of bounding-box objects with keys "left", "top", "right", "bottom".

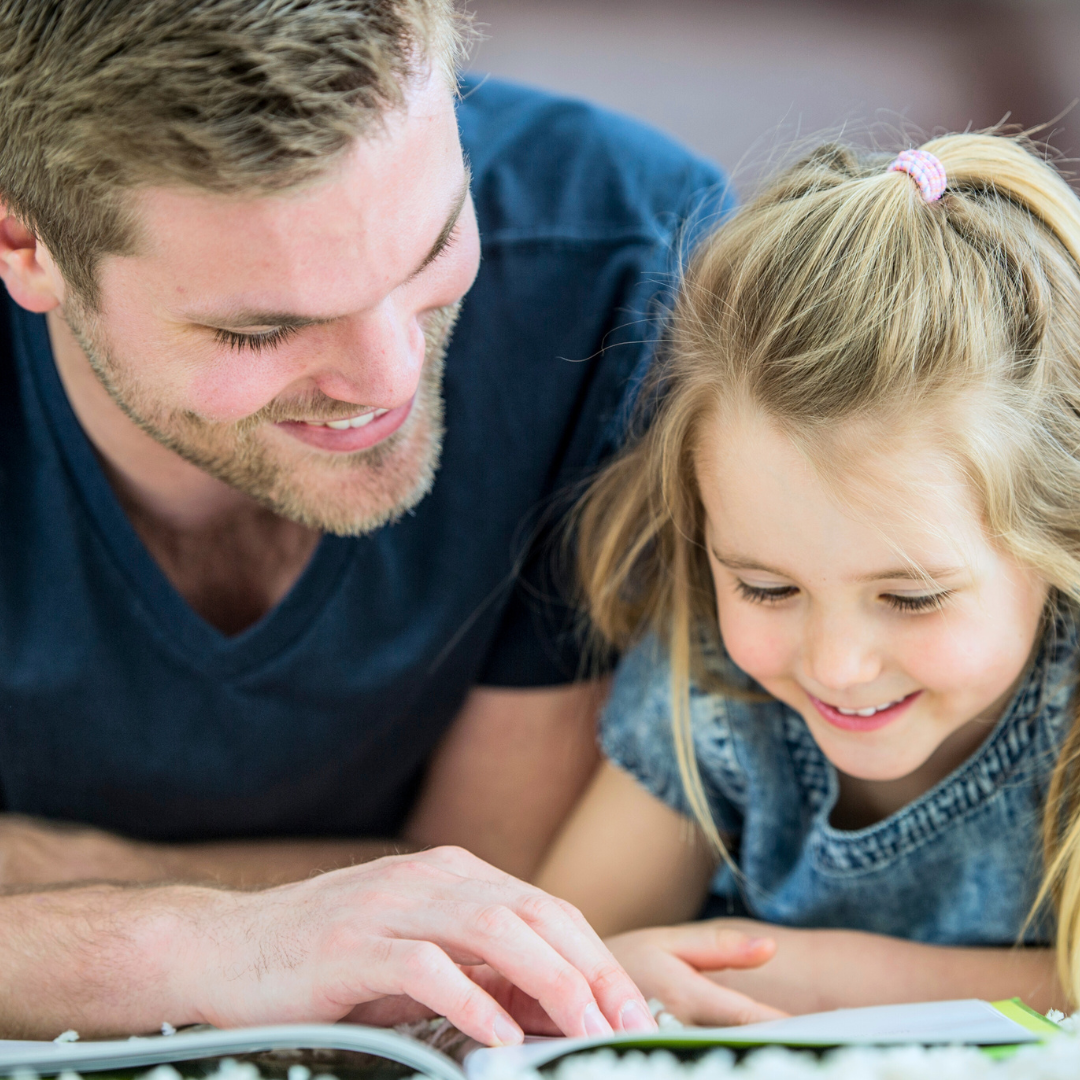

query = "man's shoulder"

[{"left": 457, "top": 76, "right": 731, "bottom": 244}]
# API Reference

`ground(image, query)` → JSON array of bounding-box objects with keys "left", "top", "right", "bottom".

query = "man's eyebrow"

[
  {"left": 191, "top": 168, "right": 472, "bottom": 330},
  {"left": 710, "top": 549, "right": 964, "bottom": 586},
  {"left": 209, "top": 312, "right": 333, "bottom": 330}
]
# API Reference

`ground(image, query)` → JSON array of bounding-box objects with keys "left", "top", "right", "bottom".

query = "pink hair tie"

[{"left": 887, "top": 149, "right": 947, "bottom": 202}]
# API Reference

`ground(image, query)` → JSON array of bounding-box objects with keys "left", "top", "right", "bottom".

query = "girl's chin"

[{"left": 798, "top": 713, "right": 934, "bottom": 782}]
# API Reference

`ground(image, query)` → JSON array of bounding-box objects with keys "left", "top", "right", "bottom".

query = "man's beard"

[{"left": 63, "top": 300, "right": 460, "bottom": 536}]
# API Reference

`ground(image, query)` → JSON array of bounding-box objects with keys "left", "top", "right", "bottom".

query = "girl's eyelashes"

[
  {"left": 883, "top": 591, "right": 952, "bottom": 613},
  {"left": 214, "top": 325, "right": 300, "bottom": 353},
  {"left": 735, "top": 580, "right": 799, "bottom": 604},
  {"left": 734, "top": 579, "right": 953, "bottom": 614}
]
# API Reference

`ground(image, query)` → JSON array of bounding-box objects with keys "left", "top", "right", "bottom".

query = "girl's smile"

[
  {"left": 695, "top": 408, "right": 1048, "bottom": 790},
  {"left": 808, "top": 689, "right": 922, "bottom": 732}
]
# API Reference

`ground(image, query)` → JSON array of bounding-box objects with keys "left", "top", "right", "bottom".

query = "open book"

[{"left": 0, "top": 999, "right": 1060, "bottom": 1080}]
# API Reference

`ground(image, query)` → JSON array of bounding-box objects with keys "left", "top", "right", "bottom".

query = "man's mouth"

[
  {"left": 275, "top": 399, "right": 414, "bottom": 453},
  {"left": 808, "top": 690, "right": 922, "bottom": 732},
  {"left": 302, "top": 409, "right": 390, "bottom": 430}
]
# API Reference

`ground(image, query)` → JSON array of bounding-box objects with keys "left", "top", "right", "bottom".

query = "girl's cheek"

[
  {"left": 894, "top": 617, "right": 1028, "bottom": 699},
  {"left": 717, "top": 602, "right": 796, "bottom": 683}
]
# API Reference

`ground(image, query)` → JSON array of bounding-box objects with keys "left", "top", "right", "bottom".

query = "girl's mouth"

[{"left": 808, "top": 690, "right": 923, "bottom": 732}]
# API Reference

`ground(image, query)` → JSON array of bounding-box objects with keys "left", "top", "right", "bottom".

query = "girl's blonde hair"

[{"left": 577, "top": 133, "right": 1080, "bottom": 999}]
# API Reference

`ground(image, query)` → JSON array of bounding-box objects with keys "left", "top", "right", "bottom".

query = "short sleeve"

[
  {"left": 600, "top": 635, "right": 745, "bottom": 837},
  {"left": 476, "top": 154, "right": 735, "bottom": 688}
]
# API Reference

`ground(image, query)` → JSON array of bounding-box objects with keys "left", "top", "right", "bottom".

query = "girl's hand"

[{"left": 606, "top": 922, "right": 787, "bottom": 1026}]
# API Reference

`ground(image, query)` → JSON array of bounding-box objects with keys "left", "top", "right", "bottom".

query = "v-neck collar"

[{"left": 11, "top": 302, "right": 356, "bottom": 679}]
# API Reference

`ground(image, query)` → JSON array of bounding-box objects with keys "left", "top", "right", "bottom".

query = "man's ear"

[{"left": 0, "top": 207, "right": 63, "bottom": 313}]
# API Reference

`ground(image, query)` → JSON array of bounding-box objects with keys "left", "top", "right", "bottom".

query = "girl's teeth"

[
  {"left": 835, "top": 698, "right": 905, "bottom": 717},
  {"left": 316, "top": 409, "right": 388, "bottom": 430}
]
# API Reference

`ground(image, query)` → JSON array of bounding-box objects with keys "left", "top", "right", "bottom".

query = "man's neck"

[{"left": 46, "top": 310, "right": 321, "bottom": 634}]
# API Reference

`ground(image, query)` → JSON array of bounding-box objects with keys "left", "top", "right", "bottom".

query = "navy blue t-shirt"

[{"left": 0, "top": 78, "right": 730, "bottom": 841}]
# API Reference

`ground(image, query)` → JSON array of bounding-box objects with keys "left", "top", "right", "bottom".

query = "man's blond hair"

[{"left": 0, "top": 0, "right": 467, "bottom": 304}]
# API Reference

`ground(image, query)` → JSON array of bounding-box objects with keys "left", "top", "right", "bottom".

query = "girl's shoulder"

[
  {"left": 600, "top": 631, "right": 792, "bottom": 825},
  {"left": 602, "top": 630, "right": 779, "bottom": 734}
]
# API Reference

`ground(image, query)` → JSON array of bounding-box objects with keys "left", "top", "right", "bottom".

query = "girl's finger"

[
  {"left": 660, "top": 923, "right": 777, "bottom": 972},
  {"left": 658, "top": 957, "right": 787, "bottom": 1027}
]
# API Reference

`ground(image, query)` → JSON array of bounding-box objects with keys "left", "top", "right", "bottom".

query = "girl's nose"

[{"left": 803, "top": 613, "right": 882, "bottom": 692}]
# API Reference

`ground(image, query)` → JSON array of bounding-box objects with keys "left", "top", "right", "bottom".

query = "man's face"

[{"left": 62, "top": 72, "right": 481, "bottom": 535}]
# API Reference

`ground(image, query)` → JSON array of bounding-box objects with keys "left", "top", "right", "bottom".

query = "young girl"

[{"left": 536, "top": 134, "right": 1080, "bottom": 1023}]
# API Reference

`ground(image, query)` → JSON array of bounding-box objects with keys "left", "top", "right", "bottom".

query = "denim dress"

[{"left": 600, "top": 610, "right": 1078, "bottom": 945}]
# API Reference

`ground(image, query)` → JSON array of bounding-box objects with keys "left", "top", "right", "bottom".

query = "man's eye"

[
  {"left": 214, "top": 326, "right": 299, "bottom": 353},
  {"left": 884, "top": 591, "right": 951, "bottom": 613},
  {"left": 735, "top": 581, "right": 798, "bottom": 605}
]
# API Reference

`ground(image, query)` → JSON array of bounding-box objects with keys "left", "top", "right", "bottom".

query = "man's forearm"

[
  {"left": 710, "top": 920, "right": 1064, "bottom": 1014},
  {"left": 0, "top": 881, "right": 224, "bottom": 1038},
  {"left": 0, "top": 848, "right": 658, "bottom": 1046},
  {"left": 0, "top": 814, "right": 410, "bottom": 888}
]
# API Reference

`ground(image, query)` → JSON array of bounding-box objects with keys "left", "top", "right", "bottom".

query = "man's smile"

[
  {"left": 302, "top": 408, "right": 390, "bottom": 430},
  {"left": 276, "top": 398, "right": 414, "bottom": 453}
]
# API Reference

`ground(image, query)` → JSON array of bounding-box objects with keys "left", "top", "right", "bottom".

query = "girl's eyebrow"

[
  {"left": 854, "top": 565, "right": 965, "bottom": 585},
  {"left": 710, "top": 548, "right": 963, "bottom": 585},
  {"left": 710, "top": 550, "right": 786, "bottom": 576}
]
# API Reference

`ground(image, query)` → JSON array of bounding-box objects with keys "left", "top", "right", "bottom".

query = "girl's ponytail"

[{"left": 926, "top": 133, "right": 1080, "bottom": 269}]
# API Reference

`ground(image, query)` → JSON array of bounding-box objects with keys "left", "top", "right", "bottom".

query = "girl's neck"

[{"left": 829, "top": 714, "right": 1000, "bottom": 831}]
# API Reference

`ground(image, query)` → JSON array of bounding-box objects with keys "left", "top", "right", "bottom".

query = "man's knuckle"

[
  {"left": 474, "top": 903, "right": 515, "bottom": 938},
  {"left": 547, "top": 963, "right": 587, "bottom": 1001},
  {"left": 402, "top": 940, "right": 447, "bottom": 981},
  {"left": 517, "top": 891, "right": 564, "bottom": 928},
  {"left": 587, "top": 961, "right": 627, "bottom": 997},
  {"left": 427, "top": 845, "right": 472, "bottom": 867}
]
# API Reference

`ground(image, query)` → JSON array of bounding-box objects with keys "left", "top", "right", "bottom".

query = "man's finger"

[
  {"left": 380, "top": 859, "right": 655, "bottom": 1035},
  {"left": 509, "top": 891, "right": 657, "bottom": 1034},
  {"left": 466, "top": 965, "right": 563, "bottom": 1036},
  {"left": 441, "top": 902, "right": 617, "bottom": 1038},
  {"left": 358, "top": 938, "right": 524, "bottom": 1047}
]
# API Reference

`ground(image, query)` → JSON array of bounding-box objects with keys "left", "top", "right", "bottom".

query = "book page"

[{"left": 464, "top": 999, "right": 1050, "bottom": 1080}]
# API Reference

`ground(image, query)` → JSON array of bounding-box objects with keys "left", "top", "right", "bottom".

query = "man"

[{"left": 0, "top": 0, "right": 731, "bottom": 1042}]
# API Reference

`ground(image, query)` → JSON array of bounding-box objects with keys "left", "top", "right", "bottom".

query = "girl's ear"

[{"left": 0, "top": 208, "right": 63, "bottom": 314}]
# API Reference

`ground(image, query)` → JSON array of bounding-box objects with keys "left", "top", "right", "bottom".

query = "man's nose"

[
  {"left": 308, "top": 300, "right": 427, "bottom": 409},
  {"left": 803, "top": 608, "right": 882, "bottom": 691}
]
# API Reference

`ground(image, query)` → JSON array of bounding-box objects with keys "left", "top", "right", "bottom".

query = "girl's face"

[{"left": 696, "top": 411, "right": 1049, "bottom": 782}]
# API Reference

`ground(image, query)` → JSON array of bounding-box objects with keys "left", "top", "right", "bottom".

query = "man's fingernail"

[
  {"left": 583, "top": 1001, "right": 613, "bottom": 1037},
  {"left": 747, "top": 937, "right": 771, "bottom": 947},
  {"left": 492, "top": 1014, "right": 523, "bottom": 1046},
  {"left": 619, "top": 999, "right": 657, "bottom": 1032}
]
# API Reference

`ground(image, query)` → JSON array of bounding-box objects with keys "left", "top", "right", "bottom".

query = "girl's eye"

[
  {"left": 883, "top": 591, "right": 951, "bottom": 613},
  {"left": 214, "top": 325, "right": 300, "bottom": 353},
  {"left": 735, "top": 581, "right": 799, "bottom": 605}
]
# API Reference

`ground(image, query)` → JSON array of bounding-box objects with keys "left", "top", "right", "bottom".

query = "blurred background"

[{"left": 465, "top": 0, "right": 1080, "bottom": 188}]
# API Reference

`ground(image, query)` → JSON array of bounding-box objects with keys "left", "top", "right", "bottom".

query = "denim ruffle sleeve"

[{"left": 599, "top": 634, "right": 746, "bottom": 837}]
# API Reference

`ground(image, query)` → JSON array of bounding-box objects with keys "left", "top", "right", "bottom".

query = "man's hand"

[
  {"left": 605, "top": 923, "right": 784, "bottom": 1027},
  {"left": 0, "top": 846, "right": 658, "bottom": 1045}
]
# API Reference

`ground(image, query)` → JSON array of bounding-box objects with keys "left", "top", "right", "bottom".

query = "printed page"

[{"left": 464, "top": 999, "right": 1047, "bottom": 1080}]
